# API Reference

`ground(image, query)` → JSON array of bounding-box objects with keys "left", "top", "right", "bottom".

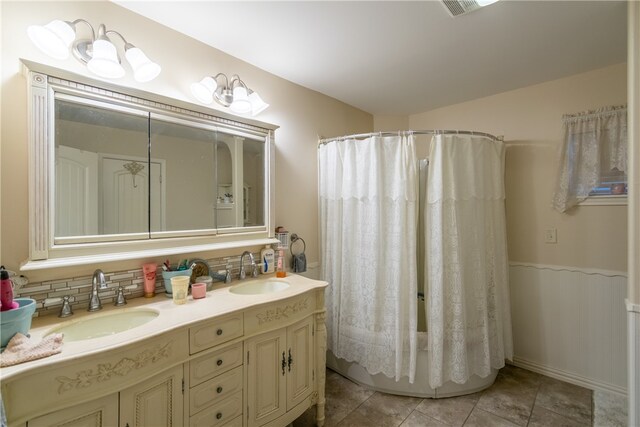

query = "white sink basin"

[
  {"left": 230, "top": 280, "right": 290, "bottom": 295},
  {"left": 47, "top": 308, "right": 159, "bottom": 342}
]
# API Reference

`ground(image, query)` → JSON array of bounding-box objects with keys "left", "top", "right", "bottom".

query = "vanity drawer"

[
  {"left": 190, "top": 314, "right": 243, "bottom": 354},
  {"left": 190, "top": 365, "right": 242, "bottom": 415},
  {"left": 189, "top": 314, "right": 243, "bottom": 354},
  {"left": 190, "top": 342, "right": 243, "bottom": 387},
  {"left": 189, "top": 391, "right": 243, "bottom": 427}
]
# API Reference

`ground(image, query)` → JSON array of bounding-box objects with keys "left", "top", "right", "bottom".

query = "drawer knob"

[
  {"left": 216, "top": 328, "right": 223, "bottom": 336},
  {"left": 216, "top": 412, "right": 223, "bottom": 420},
  {"left": 217, "top": 386, "right": 223, "bottom": 394},
  {"left": 217, "top": 359, "right": 223, "bottom": 366}
]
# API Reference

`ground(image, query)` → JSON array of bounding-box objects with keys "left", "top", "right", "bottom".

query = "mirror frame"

[{"left": 21, "top": 60, "right": 278, "bottom": 270}]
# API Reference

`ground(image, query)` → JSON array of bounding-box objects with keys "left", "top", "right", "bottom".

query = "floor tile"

[
  {"left": 292, "top": 405, "right": 318, "bottom": 427},
  {"left": 463, "top": 408, "right": 519, "bottom": 427},
  {"left": 415, "top": 395, "right": 476, "bottom": 426},
  {"left": 528, "top": 404, "right": 589, "bottom": 427},
  {"left": 593, "top": 389, "right": 628, "bottom": 427},
  {"left": 400, "top": 410, "right": 450, "bottom": 427},
  {"left": 475, "top": 381, "right": 537, "bottom": 426},
  {"left": 323, "top": 369, "right": 375, "bottom": 426},
  {"left": 363, "top": 392, "right": 423, "bottom": 419},
  {"left": 498, "top": 364, "right": 543, "bottom": 390},
  {"left": 535, "top": 377, "right": 592, "bottom": 425}
]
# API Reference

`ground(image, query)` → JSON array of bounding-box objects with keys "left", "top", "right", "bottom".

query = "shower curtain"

[
  {"left": 319, "top": 134, "right": 418, "bottom": 382},
  {"left": 426, "top": 134, "right": 513, "bottom": 388}
]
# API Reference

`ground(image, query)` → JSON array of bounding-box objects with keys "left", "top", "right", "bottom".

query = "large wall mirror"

[{"left": 24, "top": 62, "right": 276, "bottom": 268}]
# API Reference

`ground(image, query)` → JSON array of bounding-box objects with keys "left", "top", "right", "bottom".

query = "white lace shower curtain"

[
  {"left": 319, "top": 134, "right": 418, "bottom": 382},
  {"left": 426, "top": 134, "right": 513, "bottom": 389},
  {"left": 552, "top": 105, "right": 627, "bottom": 212}
]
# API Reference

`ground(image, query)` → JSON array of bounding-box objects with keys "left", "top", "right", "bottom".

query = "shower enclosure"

[{"left": 318, "top": 130, "right": 513, "bottom": 398}]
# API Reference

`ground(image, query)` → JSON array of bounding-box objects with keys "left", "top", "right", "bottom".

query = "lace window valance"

[{"left": 551, "top": 105, "right": 627, "bottom": 212}]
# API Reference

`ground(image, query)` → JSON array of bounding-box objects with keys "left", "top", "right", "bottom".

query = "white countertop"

[{"left": 1, "top": 273, "right": 327, "bottom": 380}]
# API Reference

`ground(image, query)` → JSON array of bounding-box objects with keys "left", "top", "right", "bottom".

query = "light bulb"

[
  {"left": 87, "top": 38, "right": 125, "bottom": 78},
  {"left": 230, "top": 86, "right": 251, "bottom": 114},
  {"left": 190, "top": 77, "right": 217, "bottom": 104},
  {"left": 27, "top": 20, "right": 75, "bottom": 60},
  {"left": 248, "top": 91, "right": 269, "bottom": 116},
  {"left": 125, "top": 47, "right": 161, "bottom": 82}
]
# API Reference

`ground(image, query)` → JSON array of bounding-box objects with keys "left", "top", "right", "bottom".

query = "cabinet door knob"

[
  {"left": 217, "top": 386, "right": 223, "bottom": 394},
  {"left": 217, "top": 359, "right": 223, "bottom": 366},
  {"left": 216, "top": 328, "right": 223, "bottom": 336},
  {"left": 288, "top": 348, "right": 293, "bottom": 372},
  {"left": 216, "top": 412, "right": 223, "bottom": 420}
]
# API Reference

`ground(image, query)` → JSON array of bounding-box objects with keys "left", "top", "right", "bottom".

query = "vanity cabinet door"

[
  {"left": 245, "top": 328, "right": 287, "bottom": 426},
  {"left": 27, "top": 394, "right": 118, "bottom": 427},
  {"left": 286, "top": 317, "right": 314, "bottom": 410},
  {"left": 119, "top": 365, "right": 184, "bottom": 427}
]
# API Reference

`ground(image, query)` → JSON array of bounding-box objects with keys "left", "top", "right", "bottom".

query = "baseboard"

[{"left": 511, "top": 357, "right": 627, "bottom": 396}]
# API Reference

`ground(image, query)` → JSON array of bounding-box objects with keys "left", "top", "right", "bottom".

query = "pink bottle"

[{"left": 1, "top": 266, "right": 18, "bottom": 311}]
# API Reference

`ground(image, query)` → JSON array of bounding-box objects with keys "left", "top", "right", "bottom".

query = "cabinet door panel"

[
  {"left": 287, "top": 317, "right": 314, "bottom": 409},
  {"left": 245, "top": 328, "right": 287, "bottom": 426},
  {"left": 27, "top": 394, "right": 118, "bottom": 427},
  {"left": 120, "top": 365, "right": 183, "bottom": 427}
]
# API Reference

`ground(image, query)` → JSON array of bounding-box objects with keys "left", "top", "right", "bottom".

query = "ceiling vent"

[{"left": 441, "top": 0, "right": 499, "bottom": 17}]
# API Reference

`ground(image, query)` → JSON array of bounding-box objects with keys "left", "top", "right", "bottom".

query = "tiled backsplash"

[{"left": 16, "top": 251, "right": 261, "bottom": 318}]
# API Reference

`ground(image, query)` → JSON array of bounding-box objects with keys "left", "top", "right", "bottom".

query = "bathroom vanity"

[{"left": 0, "top": 274, "right": 327, "bottom": 427}]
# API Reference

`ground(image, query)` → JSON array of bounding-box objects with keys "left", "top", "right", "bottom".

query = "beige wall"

[
  {"left": 0, "top": 1, "right": 372, "bottom": 281},
  {"left": 373, "top": 115, "right": 409, "bottom": 132},
  {"left": 410, "top": 63, "right": 628, "bottom": 272}
]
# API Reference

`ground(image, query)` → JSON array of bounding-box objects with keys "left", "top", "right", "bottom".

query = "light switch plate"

[{"left": 544, "top": 228, "right": 557, "bottom": 244}]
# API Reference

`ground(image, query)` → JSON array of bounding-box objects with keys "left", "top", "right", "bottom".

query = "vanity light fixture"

[
  {"left": 27, "top": 19, "right": 161, "bottom": 82},
  {"left": 191, "top": 73, "right": 269, "bottom": 116}
]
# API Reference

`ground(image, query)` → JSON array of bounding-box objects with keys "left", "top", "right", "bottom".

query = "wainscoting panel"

[{"left": 510, "top": 263, "right": 628, "bottom": 395}]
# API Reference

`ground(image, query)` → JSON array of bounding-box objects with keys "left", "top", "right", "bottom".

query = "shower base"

[{"left": 326, "top": 349, "right": 498, "bottom": 398}]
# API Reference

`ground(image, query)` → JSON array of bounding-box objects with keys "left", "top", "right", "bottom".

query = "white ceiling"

[{"left": 115, "top": 1, "right": 627, "bottom": 115}]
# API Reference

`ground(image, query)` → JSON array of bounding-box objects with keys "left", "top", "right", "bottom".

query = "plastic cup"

[
  {"left": 171, "top": 276, "right": 190, "bottom": 305},
  {"left": 191, "top": 282, "right": 206, "bottom": 299}
]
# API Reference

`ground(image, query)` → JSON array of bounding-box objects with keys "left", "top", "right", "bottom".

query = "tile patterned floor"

[{"left": 293, "top": 365, "right": 625, "bottom": 427}]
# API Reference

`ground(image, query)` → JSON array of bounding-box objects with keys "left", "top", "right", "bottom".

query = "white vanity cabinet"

[
  {"left": 245, "top": 317, "right": 314, "bottom": 427},
  {"left": 119, "top": 365, "right": 184, "bottom": 427},
  {"left": 25, "top": 366, "right": 184, "bottom": 427},
  {"left": 4, "top": 277, "right": 327, "bottom": 427},
  {"left": 27, "top": 394, "right": 119, "bottom": 427}
]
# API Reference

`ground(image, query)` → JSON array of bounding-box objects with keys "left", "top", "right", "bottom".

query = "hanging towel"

[
  {"left": 292, "top": 253, "right": 307, "bottom": 273},
  {"left": 0, "top": 333, "right": 63, "bottom": 367}
]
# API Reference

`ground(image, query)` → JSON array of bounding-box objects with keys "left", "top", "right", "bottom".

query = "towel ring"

[{"left": 290, "top": 233, "right": 306, "bottom": 255}]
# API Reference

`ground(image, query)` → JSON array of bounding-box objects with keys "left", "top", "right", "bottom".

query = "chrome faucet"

[
  {"left": 88, "top": 269, "right": 107, "bottom": 312},
  {"left": 239, "top": 251, "right": 258, "bottom": 280}
]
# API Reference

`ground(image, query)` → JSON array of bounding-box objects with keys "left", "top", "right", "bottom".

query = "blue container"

[
  {"left": 1, "top": 298, "right": 36, "bottom": 349},
  {"left": 161, "top": 269, "right": 192, "bottom": 295}
]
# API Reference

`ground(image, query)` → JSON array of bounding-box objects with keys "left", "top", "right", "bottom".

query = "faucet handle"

[
  {"left": 224, "top": 268, "right": 232, "bottom": 284},
  {"left": 114, "top": 286, "right": 127, "bottom": 306},
  {"left": 58, "top": 295, "right": 73, "bottom": 318},
  {"left": 251, "top": 263, "right": 259, "bottom": 278}
]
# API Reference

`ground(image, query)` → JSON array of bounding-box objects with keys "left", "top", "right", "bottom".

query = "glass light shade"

[
  {"left": 190, "top": 77, "right": 217, "bottom": 104},
  {"left": 248, "top": 91, "right": 269, "bottom": 116},
  {"left": 87, "top": 39, "right": 125, "bottom": 78},
  {"left": 125, "top": 47, "right": 161, "bottom": 82},
  {"left": 230, "top": 86, "right": 251, "bottom": 114},
  {"left": 476, "top": 0, "right": 499, "bottom": 6},
  {"left": 27, "top": 20, "right": 75, "bottom": 60}
]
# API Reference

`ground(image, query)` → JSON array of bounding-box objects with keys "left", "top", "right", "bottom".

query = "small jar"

[{"left": 196, "top": 275, "right": 213, "bottom": 291}]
